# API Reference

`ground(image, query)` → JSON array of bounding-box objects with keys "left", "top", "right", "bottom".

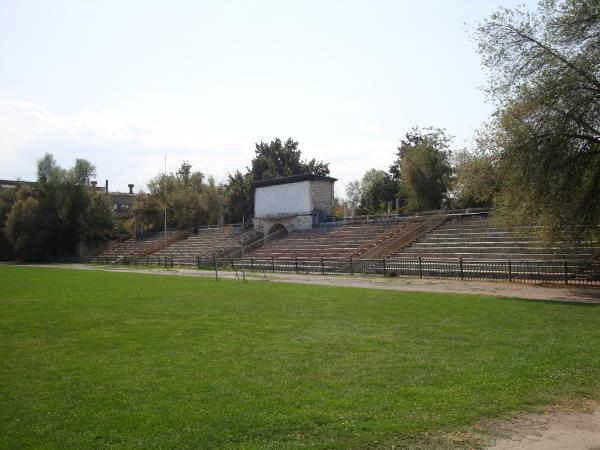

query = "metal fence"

[{"left": 54, "top": 255, "right": 600, "bottom": 286}]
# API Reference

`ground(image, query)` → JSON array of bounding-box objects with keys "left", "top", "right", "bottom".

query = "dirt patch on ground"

[
  {"left": 22, "top": 263, "right": 600, "bottom": 304},
  {"left": 404, "top": 399, "right": 600, "bottom": 449},
  {"left": 483, "top": 401, "right": 600, "bottom": 450}
]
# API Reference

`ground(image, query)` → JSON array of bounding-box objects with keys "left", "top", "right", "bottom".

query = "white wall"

[{"left": 255, "top": 181, "right": 311, "bottom": 217}]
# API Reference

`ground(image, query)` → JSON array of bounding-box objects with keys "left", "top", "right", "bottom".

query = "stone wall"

[{"left": 310, "top": 181, "right": 334, "bottom": 215}]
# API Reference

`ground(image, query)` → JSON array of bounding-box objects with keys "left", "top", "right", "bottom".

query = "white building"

[{"left": 252, "top": 174, "right": 337, "bottom": 234}]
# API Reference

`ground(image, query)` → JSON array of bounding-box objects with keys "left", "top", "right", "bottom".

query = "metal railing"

[
  {"left": 330, "top": 207, "right": 493, "bottom": 224},
  {"left": 139, "top": 229, "right": 192, "bottom": 256},
  {"left": 352, "top": 211, "right": 448, "bottom": 260},
  {"left": 53, "top": 255, "right": 600, "bottom": 286},
  {"left": 224, "top": 225, "right": 293, "bottom": 258}
]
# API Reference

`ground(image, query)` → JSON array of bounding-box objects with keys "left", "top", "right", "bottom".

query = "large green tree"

[
  {"left": 475, "top": 0, "right": 600, "bottom": 243},
  {"left": 250, "top": 138, "right": 329, "bottom": 181},
  {"left": 5, "top": 154, "right": 113, "bottom": 260},
  {"left": 223, "top": 138, "right": 330, "bottom": 222},
  {"left": 451, "top": 149, "right": 500, "bottom": 208},
  {"left": 132, "top": 161, "right": 217, "bottom": 232},
  {"left": 223, "top": 171, "right": 253, "bottom": 224},
  {"left": 345, "top": 169, "right": 399, "bottom": 215},
  {"left": 390, "top": 127, "right": 453, "bottom": 212}
]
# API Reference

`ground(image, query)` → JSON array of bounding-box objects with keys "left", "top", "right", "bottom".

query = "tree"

[
  {"left": 390, "top": 127, "right": 453, "bottom": 212},
  {"left": 475, "top": 0, "right": 600, "bottom": 243},
  {"left": 129, "top": 161, "right": 228, "bottom": 232},
  {"left": 0, "top": 187, "right": 17, "bottom": 257},
  {"left": 222, "top": 138, "right": 330, "bottom": 222},
  {"left": 250, "top": 138, "right": 329, "bottom": 181},
  {"left": 452, "top": 149, "right": 500, "bottom": 208},
  {"left": 224, "top": 171, "right": 253, "bottom": 223},
  {"left": 69, "top": 159, "right": 96, "bottom": 185},
  {"left": 5, "top": 153, "right": 113, "bottom": 260},
  {"left": 345, "top": 169, "right": 399, "bottom": 215}
]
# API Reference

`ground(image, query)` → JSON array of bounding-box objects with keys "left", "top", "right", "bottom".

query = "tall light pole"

[{"left": 164, "top": 155, "right": 167, "bottom": 246}]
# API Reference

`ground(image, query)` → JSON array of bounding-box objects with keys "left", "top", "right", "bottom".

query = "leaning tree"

[{"left": 475, "top": 0, "right": 600, "bottom": 243}]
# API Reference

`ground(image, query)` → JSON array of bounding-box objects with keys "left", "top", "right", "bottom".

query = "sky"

[{"left": 0, "top": 0, "right": 539, "bottom": 196}]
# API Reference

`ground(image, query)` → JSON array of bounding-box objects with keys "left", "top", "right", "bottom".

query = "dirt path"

[
  {"left": 20, "top": 263, "right": 600, "bottom": 304},
  {"left": 484, "top": 405, "right": 600, "bottom": 449}
]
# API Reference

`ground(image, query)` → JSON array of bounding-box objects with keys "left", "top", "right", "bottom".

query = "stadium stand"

[
  {"left": 100, "top": 229, "right": 182, "bottom": 257},
  {"left": 152, "top": 227, "right": 259, "bottom": 264},
  {"left": 391, "top": 213, "right": 599, "bottom": 261},
  {"left": 246, "top": 221, "right": 401, "bottom": 259}
]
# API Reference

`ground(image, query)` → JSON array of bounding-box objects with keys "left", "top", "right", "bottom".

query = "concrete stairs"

[
  {"left": 247, "top": 222, "right": 397, "bottom": 259},
  {"left": 100, "top": 230, "right": 180, "bottom": 257},
  {"left": 391, "top": 214, "right": 599, "bottom": 261},
  {"left": 152, "top": 227, "right": 258, "bottom": 264}
]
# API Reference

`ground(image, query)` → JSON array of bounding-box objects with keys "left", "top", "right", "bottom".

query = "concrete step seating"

[
  {"left": 152, "top": 227, "right": 254, "bottom": 264},
  {"left": 101, "top": 229, "right": 180, "bottom": 257},
  {"left": 248, "top": 222, "right": 399, "bottom": 259},
  {"left": 391, "top": 214, "right": 598, "bottom": 261}
]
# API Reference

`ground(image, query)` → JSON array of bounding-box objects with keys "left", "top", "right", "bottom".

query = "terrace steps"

[
  {"left": 391, "top": 214, "right": 598, "bottom": 261},
  {"left": 248, "top": 221, "right": 398, "bottom": 259},
  {"left": 152, "top": 227, "right": 258, "bottom": 264},
  {"left": 100, "top": 230, "right": 180, "bottom": 257}
]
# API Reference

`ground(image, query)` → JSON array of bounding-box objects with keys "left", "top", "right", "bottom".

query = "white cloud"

[{"left": 0, "top": 98, "right": 399, "bottom": 198}]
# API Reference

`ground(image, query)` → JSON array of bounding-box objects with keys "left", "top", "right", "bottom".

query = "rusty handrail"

[
  {"left": 357, "top": 211, "right": 448, "bottom": 260},
  {"left": 348, "top": 216, "right": 424, "bottom": 259},
  {"left": 225, "top": 225, "right": 294, "bottom": 258},
  {"left": 139, "top": 229, "right": 192, "bottom": 256}
]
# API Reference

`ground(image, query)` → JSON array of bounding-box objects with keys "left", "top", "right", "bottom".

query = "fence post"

[
  {"left": 251, "top": 257, "right": 254, "bottom": 272},
  {"left": 350, "top": 257, "right": 354, "bottom": 276},
  {"left": 197, "top": 256, "right": 200, "bottom": 268},
  {"left": 321, "top": 257, "right": 325, "bottom": 275},
  {"left": 213, "top": 253, "right": 218, "bottom": 281},
  {"left": 419, "top": 256, "right": 423, "bottom": 279},
  {"left": 508, "top": 260, "right": 512, "bottom": 282},
  {"left": 272, "top": 257, "right": 275, "bottom": 273},
  {"left": 564, "top": 261, "right": 568, "bottom": 285},
  {"left": 295, "top": 257, "right": 299, "bottom": 274},
  {"left": 171, "top": 255, "right": 174, "bottom": 268},
  {"left": 382, "top": 257, "right": 386, "bottom": 277},
  {"left": 459, "top": 256, "right": 464, "bottom": 280}
]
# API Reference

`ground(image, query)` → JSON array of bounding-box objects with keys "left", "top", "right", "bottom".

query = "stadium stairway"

[
  {"left": 100, "top": 229, "right": 181, "bottom": 257},
  {"left": 152, "top": 227, "right": 259, "bottom": 264},
  {"left": 246, "top": 221, "right": 401, "bottom": 259},
  {"left": 390, "top": 213, "right": 599, "bottom": 261}
]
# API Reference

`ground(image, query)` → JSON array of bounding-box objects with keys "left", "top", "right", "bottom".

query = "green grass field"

[{"left": 1, "top": 266, "right": 599, "bottom": 449}]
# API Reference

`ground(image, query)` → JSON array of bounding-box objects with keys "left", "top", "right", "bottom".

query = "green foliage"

[
  {"left": 345, "top": 169, "right": 398, "bottom": 215},
  {"left": 4, "top": 153, "right": 113, "bottom": 260},
  {"left": 0, "top": 187, "right": 17, "bottom": 257},
  {"left": 390, "top": 127, "right": 453, "bottom": 212},
  {"left": 2, "top": 266, "right": 600, "bottom": 448},
  {"left": 223, "top": 137, "right": 330, "bottom": 222},
  {"left": 69, "top": 159, "right": 97, "bottom": 185},
  {"left": 475, "top": 0, "right": 600, "bottom": 243},
  {"left": 130, "top": 161, "right": 226, "bottom": 233},
  {"left": 452, "top": 149, "right": 500, "bottom": 208},
  {"left": 224, "top": 170, "right": 253, "bottom": 223},
  {"left": 250, "top": 138, "right": 329, "bottom": 181}
]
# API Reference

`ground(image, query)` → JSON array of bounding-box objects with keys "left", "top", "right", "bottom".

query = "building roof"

[
  {"left": 251, "top": 173, "right": 337, "bottom": 189},
  {"left": 0, "top": 179, "right": 35, "bottom": 188}
]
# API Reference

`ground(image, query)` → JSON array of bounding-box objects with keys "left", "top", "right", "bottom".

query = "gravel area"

[{"left": 20, "top": 263, "right": 600, "bottom": 304}]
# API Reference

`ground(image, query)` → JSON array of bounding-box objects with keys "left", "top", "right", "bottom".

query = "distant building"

[
  {"left": 92, "top": 180, "right": 137, "bottom": 221},
  {"left": 252, "top": 174, "right": 336, "bottom": 234}
]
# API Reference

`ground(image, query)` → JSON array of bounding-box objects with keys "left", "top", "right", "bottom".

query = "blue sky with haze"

[{"left": 0, "top": 0, "right": 538, "bottom": 195}]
